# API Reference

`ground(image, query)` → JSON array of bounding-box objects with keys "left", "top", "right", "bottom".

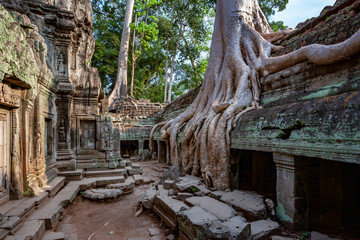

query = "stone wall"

[{"left": 0, "top": 0, "right": 106, "bottom": 198}]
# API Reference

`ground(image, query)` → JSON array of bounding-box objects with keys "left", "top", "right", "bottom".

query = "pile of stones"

[
  {"left": 82, "top": 161, "right": 143, "bottom": 201},
  {"left": 140, "top": 170, "right": 341, "bottom": 240}
]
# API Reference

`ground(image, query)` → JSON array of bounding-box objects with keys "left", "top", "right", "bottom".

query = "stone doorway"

[
  {"left": 0, "top": 109, "right": 10, "bottom": 204},
  {"left": 120, "top": 140, "right": 139, "bottom": 157},
  {"left": 80, "top": 120, "right": 96, "bottom": 150},
  {"left": 230, "top": 149, "right": 276, "bottom": 199}
]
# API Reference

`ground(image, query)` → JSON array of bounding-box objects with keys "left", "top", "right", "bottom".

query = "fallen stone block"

[
  {"left": 250, "top": 219, "right": 280, "bottom": 240},
  {"left": 176, "top": 193, "right": 193, "bottom": 201},
  {"left": 153, "top": 195, "right": 189, "bottom": 230},
  {"left": 161, "top": 164, "right": 182, "bottom": 183},
  {"left": 148, "top": 227, "right": 162, "bottom": 237},
  {"left": 208, "top": 216, "right": 251, "bottom": 240},
  {"left": 209, "top": 191, "right": 227, "bottom": 200},
  {"left": 311, "top": 231, "right": 342, "bottom": 240},
  {"left": 178, "top": 206, "right": 221, "bottom": 239},
  {"left": 220, "top": 190, "right": 267, "bottom": 220},
  {"left": 126, "top": 167, "right": 143, "bottom": 176},
  {"left": 143, "top": 177, "right": 153, "bottom": 184},
  {"left": 131, "top": 163, "right": 141, "bottom": 169},
  {"left": 82, "top": 188, "right": 123, "bottom": 201},
  {"left": 185, "top": 196, "right": 237, "bottom": 221},
  {"left": 42, "top": 231, "right": 65, "bottom": 240},
  {"left": 133, "top": 175, "right": 144, "bottom": 185},
  {"left": 175, "top": 175, "right": 202, "bottom": 192},
  {"left": 140, "top": 186, "right": 157, "bottom": 209},
  {"left": 271, "top": 236, "right": 297, "bottom": 240},
  {"left": 164, "top": 180, "right": 175, "bottom": 190}
]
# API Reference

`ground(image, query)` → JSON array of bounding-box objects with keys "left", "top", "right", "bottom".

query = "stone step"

[
  {"left": 35, "top": 192, "right": 50, "bottom": 209},
  {"left": 58, "top": 169, "right": 84, "bottom": 181},
  {"left": 5, "top": 220, "right": 45, "bottom": 240},
  {"left": 0, "top": 216, "right": 22, "bottom": 235},
  {"left": 106, "top": 177, "right": 135, "bottom": 194},
  {"left": 0, "top": 199, "right": 26, "bottom": 215},
  {"left": 41, "top": 231, "right": 65, "bottom": 240},
  {"left": 27, "top": 203, "right": 65, "bottom": 230},
  {"left": 84, "top": 169, "right": 127, "bottom": 178},
  {"left": 28, "top": 183, "right": 79, "bottom": 230},
  {"left": 95, "top": 176, "right": 126, "bottom": 187},
  {"left": 4, "top": 198, "right": 36, "bottom": 219},
  {"left": 43, "top": 177, "right": 66, "bottom": 197}
]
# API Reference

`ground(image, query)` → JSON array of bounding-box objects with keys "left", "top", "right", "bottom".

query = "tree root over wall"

[{"left": 151, "top": 0, "right": 360, "bottom": 190}]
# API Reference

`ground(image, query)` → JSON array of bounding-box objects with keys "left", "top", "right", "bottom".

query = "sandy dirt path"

[{"left": 55, "top": 161, "right": 167, "bottom": 240}]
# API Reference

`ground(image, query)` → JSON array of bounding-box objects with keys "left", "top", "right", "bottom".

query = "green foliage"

[{"left": 90, "top": 0, "right": 289, "bottom": 100}]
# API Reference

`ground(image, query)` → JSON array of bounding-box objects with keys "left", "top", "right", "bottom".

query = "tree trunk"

[
  {"left": 167, "top": 19, "right": 184, "bottom": 102},
  {"left": 130, "top": 14, "right": 138, "bottom": 98},
  {"left": 152, "top": 0, "right": 360, "bottom": 191},
  {"left": 164, "top": 35, "right": 170, "bottom": 102},
  {"left": 108, "top": 0, "right": 135, "bottom": 106}
]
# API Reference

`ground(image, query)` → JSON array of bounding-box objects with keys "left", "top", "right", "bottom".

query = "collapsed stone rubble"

[{"left": 141, "top": 173, "right": 343, "bottom": 240}]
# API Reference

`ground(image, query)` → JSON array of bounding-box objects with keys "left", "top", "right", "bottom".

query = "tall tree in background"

[
  {"left": 130, "top": 0, "right": 160, "bottom": 97},
  {"left": 91, "top": 0, "right": 290, "bottom": 103},
  {"left": 108, "top": 0, "right": 135, "bottom": 106}
]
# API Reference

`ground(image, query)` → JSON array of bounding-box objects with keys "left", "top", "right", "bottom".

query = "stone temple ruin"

[{"left": 0, "top": 0, "right": 359, "bottom": 239}]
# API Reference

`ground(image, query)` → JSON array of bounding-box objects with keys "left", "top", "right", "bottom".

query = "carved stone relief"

[
  {"left": 56, "top": 49, "right": 67, "bottom": 76},
  {"left": 58, "top": 117, "right": 67, "bottom": 143},
  {"left": 100, "top": 122, "right": 112, "bottom": 151},
  {"left": 0, "top": 82, "right": 21, "bottom": 107}
]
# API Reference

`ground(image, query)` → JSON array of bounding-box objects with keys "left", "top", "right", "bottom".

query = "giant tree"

[
  {"left": 151, "top": 0, "right": 360, "bottom": 190},
  {"left": 108, "top": 0, "right": 135, "bottom": 106}
]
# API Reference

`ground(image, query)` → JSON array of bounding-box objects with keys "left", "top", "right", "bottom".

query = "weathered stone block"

[
  {"left": 164, "top": 180, "right": 175, "bottom": 189},
  {"left": 220, "top": 190, "right": 267, "bottom": 221},
  {"left": 250, "top": 219, "right": 280, "bottom": 240},
  {"left": 153, "top": 195, "right": 189, "bottom": 230},
  {"left": 185, "top": 196, "right": 237, "bottom": 221},
  {"left": 177, "top": 193, "right": 193, "bottom": 201}
]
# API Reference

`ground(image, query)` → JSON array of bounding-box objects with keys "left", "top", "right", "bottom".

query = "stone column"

[
  {"left": 157, "top": 140, "right": 161, "bottom": 162},
  {"left": 273, "top": 153, "right": 310, "bottom": 231},
  {"left": 166, "top": 141, "right": 170, "bottom": 165},
  {"left": 138, "top": 140, "right": 144, "bottom": 156},
  {"left": 56, "top": 92, "right": 75, "bottom": 170}
]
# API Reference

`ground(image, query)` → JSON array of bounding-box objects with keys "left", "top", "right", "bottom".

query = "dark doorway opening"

[
  {"left": 121, "top": 140, "right": 139, "bottom": 157},
  {"left": 158, "top": 141, "right": 167, "bottom": 163},
  {"left": 144, "top": 140, "right": 149, "bottom": 150},
  {"left": 230, "top": 149, "right": 276, "bottom": 199},
  {"left": 307, "top": 158, "right": 360, "bottom": 238}
]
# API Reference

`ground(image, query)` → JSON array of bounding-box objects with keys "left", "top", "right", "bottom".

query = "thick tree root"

[{"left": 150, "top": 1, "right": 360, "bottom": 191}]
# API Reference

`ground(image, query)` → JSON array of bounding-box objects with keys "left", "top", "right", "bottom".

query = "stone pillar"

[
  {"left": 138, "top": 140, "right": 144, "bottom": 156},
  {"left": 273, "top": 153, "right": 310, "bottom": 231},
  {"left": 166, "top": 141, "right": 170, "bottom": 165},
  {"left": 56, "top": 92, "right": 75, "bottom": 171},
  {"left": 157, "top": 140, "right": 161, "bottom": 162}
]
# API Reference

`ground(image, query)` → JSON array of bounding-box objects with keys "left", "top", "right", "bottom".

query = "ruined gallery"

[{"left": 0, "top": 0, "right": 359, "bottom": 239}]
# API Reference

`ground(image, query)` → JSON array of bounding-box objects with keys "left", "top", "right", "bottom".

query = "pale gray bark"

[
  {"left": 151, "top": 0, "right": 360, "bottom": 190},
  {"left": 109, "top": 0, "right": 135, "bottom": 106},
  {"left": 164, "top": 35, "right": 170, "bottom": 102},
  {"left": 167, "top": 19, "right": 184, "bottom": 102}
]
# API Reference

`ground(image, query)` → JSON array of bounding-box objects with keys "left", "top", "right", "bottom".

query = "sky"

[{"left": 270, "top": 0, "right": 336, "bottom": 28}]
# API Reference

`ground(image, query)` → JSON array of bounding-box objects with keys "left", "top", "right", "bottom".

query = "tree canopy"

[{"left": 91, "top": 0, "right": 288, "bottom": 102}]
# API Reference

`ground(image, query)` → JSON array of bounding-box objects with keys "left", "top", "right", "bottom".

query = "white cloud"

[{"left": 270, "top": 0, "right": 336, "bottom": 28}]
